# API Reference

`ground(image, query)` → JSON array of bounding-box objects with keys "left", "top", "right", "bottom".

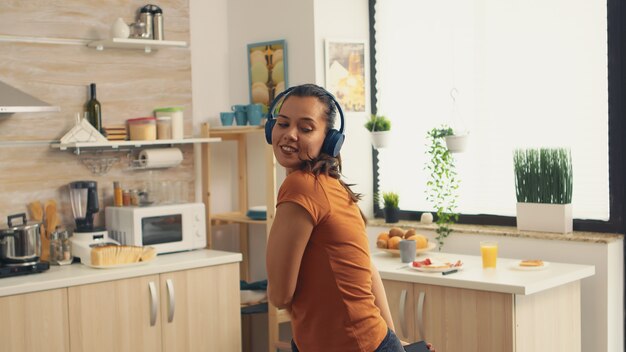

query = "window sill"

[{"left": 367, "top": 218, "right": 623, "bottom": 244}]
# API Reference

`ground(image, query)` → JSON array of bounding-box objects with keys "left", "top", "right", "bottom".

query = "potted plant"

[
  {"left": 365, "top": 114, "right": 391, "bottom": 149},
  {"left": 514, "top": 148, "right": 573, "bottom": 233},
  {"left": 425, "top": 126, "right": 460, "bottom": 250},
  {"left": 382, "top": 191, "right": 400, "bottom": 223}
]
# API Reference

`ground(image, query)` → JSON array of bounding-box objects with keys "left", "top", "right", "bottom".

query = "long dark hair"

[{"left": 281, "top": 84, "right": 365, "bottom": 209}]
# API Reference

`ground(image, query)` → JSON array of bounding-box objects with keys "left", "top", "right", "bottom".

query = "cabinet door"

[
  {"left": 68, "top": 275, "right": 162, "bottom": 352},
  {"left": 0, "top": 288, "right": 69, "bottom": 352},
  {"left": 382, "top": 279, "right": 415, "bottom": 342},
  {"left": 160, "top": 263, "right": 241, "bottom": 352},
  {"left": 413, "top": 283, "right": 514, "bottom": 352}
]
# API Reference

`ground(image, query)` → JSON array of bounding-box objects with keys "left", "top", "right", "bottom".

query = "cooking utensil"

[
  {"left": 27, "top": 201, "right": 48, "bottom": 260},
  {"left": 0, "top": 213, "right": 42, "bottom": 264}
]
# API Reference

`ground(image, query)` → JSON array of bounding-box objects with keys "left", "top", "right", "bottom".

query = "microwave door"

[{"left": 142, "top": 214, "right": 183, "bottom": 245}]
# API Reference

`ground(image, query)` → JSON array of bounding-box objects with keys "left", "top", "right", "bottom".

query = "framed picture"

[
  {"left": 247, "top": 40, "right": 288, "bottom": 109},
  {"left": 325, "top": 40, "right": 367, "bottom": 112}
]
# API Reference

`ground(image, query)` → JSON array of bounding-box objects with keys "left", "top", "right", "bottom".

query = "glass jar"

[
  {"left": 50, "top": 229, "right": 72, "bottom": 265},
  {"left": 127, "top": 117, "right": 157, "bottom": 141}
]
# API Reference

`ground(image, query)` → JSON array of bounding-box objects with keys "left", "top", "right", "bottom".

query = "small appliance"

[
  {"left": 0, "top": 213, "right": 50, "bottom": 278},
  {"left": 106, "top": 203, "right": 206, "bottom": 254},
  {"left": 69, "top": 181, "right": 119, "bottom": 265}
]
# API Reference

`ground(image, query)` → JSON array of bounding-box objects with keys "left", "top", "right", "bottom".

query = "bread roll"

[{"left": 389, "top": 227, "right": 404, "bottom": 238}]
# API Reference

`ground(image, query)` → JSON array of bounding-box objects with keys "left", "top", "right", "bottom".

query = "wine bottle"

[{"left": 86, "top": 83, "right": 102, "bottom": 132}]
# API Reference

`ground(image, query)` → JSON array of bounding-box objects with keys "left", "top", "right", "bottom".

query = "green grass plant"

[
  {"left": 365, "top": 114, "right": 391, "bottom": 132},
  {"left": 513, "top": 148, "right": 573, "bottom": 204}
]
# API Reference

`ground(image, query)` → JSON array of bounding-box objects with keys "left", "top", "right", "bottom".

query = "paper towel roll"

[{"left": 139, "top": 148, "right": 183, "bottom": 168}]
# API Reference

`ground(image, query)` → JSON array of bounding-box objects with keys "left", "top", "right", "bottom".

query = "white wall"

[{"left": 190, "top": 0, "right": 624, "bottom": 351}]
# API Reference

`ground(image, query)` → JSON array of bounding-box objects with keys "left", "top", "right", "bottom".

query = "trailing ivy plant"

[
  {"left": 513, "top": 148, "right": 573, "bottom": 204},
  {"left": 425, "top": 126, "right": 460, "bottom": 250}
]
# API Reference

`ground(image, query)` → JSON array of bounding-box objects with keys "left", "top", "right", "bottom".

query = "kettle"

[{"left": 131, "top": 4, "right": 164, "bottom": 40}]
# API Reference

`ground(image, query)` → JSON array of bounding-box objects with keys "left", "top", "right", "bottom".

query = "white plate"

[
  {"left": 379, "top": 242, "right": 437, "bottom": 257},
  {"left": 407, "top": 260, "right": 464, "bottom": 273},
  {"left": 85, "top": 259, "right": 154, "bottom": 269},
  {"left": 510, "top": 261, "right": 550, "bottom": 271}
]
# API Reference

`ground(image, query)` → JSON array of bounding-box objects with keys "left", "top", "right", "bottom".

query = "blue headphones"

[{"left": 264, "top": 85, "right": 345, "bottom": 157}]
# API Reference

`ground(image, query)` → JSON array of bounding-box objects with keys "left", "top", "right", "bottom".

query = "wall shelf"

[
  {"left": 51, "top": 137, "right": 221, "bottom": 154},
  {"left": 87, "top": 38, "right": 188, "bottom": 53},
  {"left": 211, "top": 212, "right": 267, "bottom": 226}
]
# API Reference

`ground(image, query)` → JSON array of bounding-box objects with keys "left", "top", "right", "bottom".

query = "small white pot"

[
  {"left": 370, "top": 131, "right": 391, "bottom": 149},
  {"left": 444, "top": 134, "right": 469, "bottom": 153},
  {"left": 516, "top": 202, "right": 573, "bottom": 233}
]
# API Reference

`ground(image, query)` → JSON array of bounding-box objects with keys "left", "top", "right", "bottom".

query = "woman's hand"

[{"left": 426, "top": 342, "right": 436, "bottom": 352}]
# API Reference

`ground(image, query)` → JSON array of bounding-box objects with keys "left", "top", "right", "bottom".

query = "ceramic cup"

[
  {"left": 399, "top": 239, "right": 416, "bottom": 263},
  {"left": 220, "top": 112, "right": 235, "bottom": 126},
  {"left": 246, "top": 104, "right": 264, "bottom": 126},
  {"left": 231, "top": 105, "right": 248, "bottom": 125}
]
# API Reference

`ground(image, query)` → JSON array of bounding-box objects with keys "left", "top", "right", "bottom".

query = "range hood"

[{"left": 0, "top": 80, "right": 60, "bottom": 113}]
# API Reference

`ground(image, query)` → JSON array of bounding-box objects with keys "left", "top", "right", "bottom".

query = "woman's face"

[{"left": 271, "top": 96, "right": 328, "bottom": 172}]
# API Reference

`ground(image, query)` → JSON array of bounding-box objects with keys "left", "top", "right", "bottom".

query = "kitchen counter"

[
  {"left": 0, "top": 249, "right": 242, "bottom": 297},
  {"left": 372, "top": 250, "right": 595, "bottom": 295}
]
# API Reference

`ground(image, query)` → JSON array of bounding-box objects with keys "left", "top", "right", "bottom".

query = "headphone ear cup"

[
  {"left": 265, "top": 119, "right": 276, "bottom": 144},
  {"left": 321, "top": 129, "right": 345, "bottom": 157}
]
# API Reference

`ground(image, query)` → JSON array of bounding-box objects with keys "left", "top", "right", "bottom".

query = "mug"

[
  {"left": 246, "top": 104, "right": 264, "bottom": 126},
  {"left": 399, "top": 240, "right": 416, "bottom": 263},
  {"left": 220, "top": 112, "right": 235, "bottom": 126},
  {"left": 231, "top": 104, "right": 248, "bottom": 125}
]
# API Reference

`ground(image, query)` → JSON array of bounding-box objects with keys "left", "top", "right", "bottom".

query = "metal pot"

[{"left": 0, "top": 213, "right": 41, "bottom": 264}]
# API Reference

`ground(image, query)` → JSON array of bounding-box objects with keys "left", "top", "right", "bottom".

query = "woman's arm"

[
  {"left": 266, "top": 202, "right": 314, "bottom": 309},
  {"left": 370, "top": 262, "right": 395, "bottom": 332}
]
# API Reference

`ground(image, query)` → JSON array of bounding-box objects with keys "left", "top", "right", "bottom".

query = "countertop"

[
  {"left": 372, "top": 250, "right": 595, "bottom": 295},
  {"left": 368, "top": 218, "right": 623, "bottom": 244},
  {"left": 0, "top": 249, "right": 242, "bottom": 297}
]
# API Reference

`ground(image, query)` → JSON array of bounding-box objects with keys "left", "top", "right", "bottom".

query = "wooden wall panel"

[{"left": 0, "top": 0, "right": 194, "bottom": 229}]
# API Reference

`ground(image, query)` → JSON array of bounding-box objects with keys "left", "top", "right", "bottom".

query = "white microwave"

[{"left": 105, "top": 203, "right": 206, "bottom": 254}]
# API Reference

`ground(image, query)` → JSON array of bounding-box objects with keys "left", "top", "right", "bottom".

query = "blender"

[{"left": 69, "top": 181, "right": 118, "bottom": 265}]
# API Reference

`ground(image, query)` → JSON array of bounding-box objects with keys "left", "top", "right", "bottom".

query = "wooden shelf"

[
  {"left": 209, "top": 126, "right": 264, "bottom": 138},
  {"left": 211, "top": 212, "right": 266, "bottom": 225},
  {"left": 87, "top": 38, "right": 188, "bottom": 53},
  {"left": 51, "top": 137, "right": 221, "bottom": 153}
]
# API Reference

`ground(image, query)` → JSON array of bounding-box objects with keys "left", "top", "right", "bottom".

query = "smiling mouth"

[{"left": 280, "top": 145, "right": 298, "bottom": 153}]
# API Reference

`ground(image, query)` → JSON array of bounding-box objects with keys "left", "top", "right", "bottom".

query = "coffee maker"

[{"left": 69, "top": 181, "right": 118, "bottom": 265}]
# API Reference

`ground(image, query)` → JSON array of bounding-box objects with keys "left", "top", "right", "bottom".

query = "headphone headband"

[
  {"left": 265, "top": 84, "right": 346, "bottom": 157},
  {"left": 267, "top": 86, "right": 345, "bottom": 133}
]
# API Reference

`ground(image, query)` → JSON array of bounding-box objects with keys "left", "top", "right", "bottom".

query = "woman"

[{"left": 265, "top": 84, "right": 434, "bottom": 352}]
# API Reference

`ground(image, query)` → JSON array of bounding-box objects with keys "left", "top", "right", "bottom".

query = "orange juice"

[{"left": 480, "top": 242, "right": 498, "bottom": 268}]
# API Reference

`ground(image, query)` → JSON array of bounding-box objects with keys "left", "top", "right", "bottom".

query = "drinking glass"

[{"left": 480, "top": 241, "right": 498, "bottom": 269}]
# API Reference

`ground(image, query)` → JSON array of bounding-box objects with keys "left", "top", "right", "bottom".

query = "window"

[{"left": 370, "top": 0, "right": 618, "bottom": 230}]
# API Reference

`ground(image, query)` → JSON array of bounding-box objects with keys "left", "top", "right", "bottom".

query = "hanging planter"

[
  {"left": 444, "top": 133, "right": 469, "bottom": 153},
  {"left": 365, "top": 114, "right": 391, "bottom": 149},
  {"left": 371, "top": 131, "right": 391, "bottom": 149}
]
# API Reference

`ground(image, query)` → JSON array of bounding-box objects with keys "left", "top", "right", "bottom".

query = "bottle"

[
  {"left": 86, "top": 83, "right": 102, "bottom": 133},
  {"left": 152, "top": 6, "right": 164, "bottom": 40},
  {"left": 113, "top": 181, "right": 123, "bottom": 207}
]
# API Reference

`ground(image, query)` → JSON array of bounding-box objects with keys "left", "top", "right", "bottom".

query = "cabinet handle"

[
  {"left": 416, "top": 291, "right": 425, "bottom": 340},
  {"left": 166, "top": 279, "right": 175, "bottom": 323},
  {"left": 148, "top": 281, "right": 157, "bottom": 326},
  {"left": 399, "top": 289, "right": 408, "bottom": 338}
]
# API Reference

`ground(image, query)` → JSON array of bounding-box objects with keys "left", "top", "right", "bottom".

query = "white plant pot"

[
  {"left": 516, "top": 202, "right": 573, "bottom": 233},
  {"left": 444, "top": 134, "right": 469, "bottom": 153},
  {"left": 370, "top": 131, "right": 391, "bottom": 149}
]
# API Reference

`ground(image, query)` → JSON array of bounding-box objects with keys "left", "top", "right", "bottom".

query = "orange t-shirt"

[{"left": 277, "top": 170, "right": 388, "bottom": 352}]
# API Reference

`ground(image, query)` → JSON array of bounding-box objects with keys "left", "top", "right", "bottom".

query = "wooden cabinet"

[
  {"left": 160, "top": 264, "right": 241, "bottom": 352},
  {"left": 68, "top": 264, "right": 240, "bottom": 352},
  {"left": 0, "top": 288, "right": 70, "bottom": 352},
  {"left": 383, "top": 279, "right": 579, "bottom": 352}
]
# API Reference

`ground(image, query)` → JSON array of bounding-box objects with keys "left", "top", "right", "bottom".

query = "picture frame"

[
  {"left": 247, "top": 40, "right": 288, "bottom": 109},
  {"left": 324, "top": 39, "right": 367, "bottom": 113}
]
